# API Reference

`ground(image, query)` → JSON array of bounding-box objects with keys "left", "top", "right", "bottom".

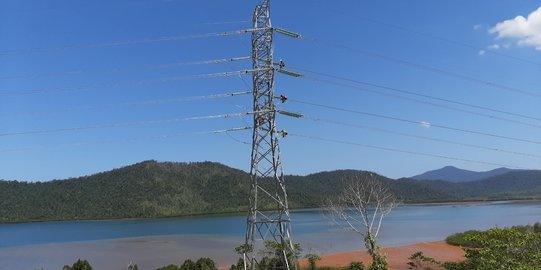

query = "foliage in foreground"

[
  {"left": 446, "top": 222, "right": 541, "bottom": 248},
  {"left": 304, "top": 253, "right": 321, "bottom": 270},
  {"left": 346, "top": 261, "right": 366, "bottom": 270},
  {"left": 230, "top": 240, "right": 302, "bottom": 270},
  {"left": 157, "top": 257, "right": 217, "bottom": 270},
  {"left": 40, "top": 223, "right": 541, "bottom": 270},
  {"left": 407, "top": 252, "right": 443, "bottom": 270},
  {"left": 440, "top": 223, "right": 541, "bottom": 270},
  {"left": 447, "top": 227, "right": 541, "bottom": 270},
  {"left": 62, "top": 259, "right": 92, "bottom": 270}
]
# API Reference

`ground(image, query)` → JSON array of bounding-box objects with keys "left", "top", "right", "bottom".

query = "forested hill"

[
  {"left": 1, "top": 160, "right": 540, "bottom": 223},
  {"left": 0, "top": 161, "right": 252, "bottom": 223}
]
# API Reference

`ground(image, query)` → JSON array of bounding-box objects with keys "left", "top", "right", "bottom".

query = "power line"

[
  {"left": 299, "top": 115, "right": 541, "bottom": 159},
  {"left": 291, "top": 66, "right": 541, "bottom": 123},
  {"left": 0, "top": 56, "right": 251, "bottom": 81},
  {"left": 1, "top": 91, "right": 251, "bottom": 118},
  {"left": 289, "top": 70, "right": 541, "bottom": 130},
  {"left": 0, "top": 111, "right": 261, "bottom": 137},
  {"left": 204, "top": 20, "right": 249, "bottom": 25},
  {"left": 225, "top": 130, "right": 251, "bottom": 145},
  {"left": 300, "top": 36, "right": 541, "bottom": 99},
  {"left": 0, "top": 28, "right": 267, "bottom": 56},
  {"left": 289, "top": 99, "right": 541, "bottom": 145},
  {"left": 0, "top": 127, "right": 252, "bottom": 154},
  {"left": 0, "top": 68, "right": 268, "bottom": 97},
  {"left": 289, "top": 133, "right": 528, "bottom": 169}
]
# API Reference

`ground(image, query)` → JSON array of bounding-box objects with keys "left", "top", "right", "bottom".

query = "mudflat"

[
  {"left": 300, "top": 241, "right": 464, "bottom": 270},
  {"left": 0, "top": 234, "right": 241, "bottom": 270}
]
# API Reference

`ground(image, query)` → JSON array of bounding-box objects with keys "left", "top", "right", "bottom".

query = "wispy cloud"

[
  {"left": 489, "top": 6, "right": 541, "bottom": 51},
  {"left": 487, "top": 44, "right": 500, "bottom": 50},
  {"left": 478, "top": 50, "right": 486, "bottom": 56},
  {"left": 419, "top": 121, "right": 431, "bottom": 129}
]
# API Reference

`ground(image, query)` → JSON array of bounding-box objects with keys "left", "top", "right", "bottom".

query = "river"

[{"left": 0, "top": 201, "right": 540, "bottom": 270}]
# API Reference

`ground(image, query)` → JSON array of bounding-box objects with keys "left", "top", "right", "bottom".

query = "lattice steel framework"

[{"left": 243, "top": 0, "right": 296, "bottom": 270}]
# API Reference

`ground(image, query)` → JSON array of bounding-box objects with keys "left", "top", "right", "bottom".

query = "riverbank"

[
  {"left": 0, "top": 236, "right": 463, "bottom": 270},
  {"left": 0, "top": 234, "right": 240, "bottom": 270},
  {"left": 3, "top": 199, "right": 540, "bottom": 225},
  {"left": 299, "top": 241, "right": 464, "bottom": 270},
  {"left": 3, "top": 201, "right": 540, "bottom": 270}
]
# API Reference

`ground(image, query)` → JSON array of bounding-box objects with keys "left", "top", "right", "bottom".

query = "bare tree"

[{"left": 326, "top": 173, "right": 399, "bottom": 270}]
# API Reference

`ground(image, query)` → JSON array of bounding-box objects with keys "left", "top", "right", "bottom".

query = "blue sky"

[{"left": 1, "top": 0, "right": 540, "bottom": 181}]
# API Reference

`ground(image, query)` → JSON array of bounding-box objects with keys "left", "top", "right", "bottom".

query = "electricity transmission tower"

[{"left": 243, "top": 0, "right": 301, "bottom": 269}]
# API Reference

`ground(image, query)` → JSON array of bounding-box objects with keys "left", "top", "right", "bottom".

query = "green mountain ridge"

[{"left": 1, "top": 160, "right": 540, "bottom": 223}]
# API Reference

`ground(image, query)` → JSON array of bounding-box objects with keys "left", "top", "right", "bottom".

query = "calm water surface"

[
  {"left": 0, "top": 201, "right": 540, "bottom": 269},
  {"left": 1, "top": 201, "right": 540, "bottom": 248}
]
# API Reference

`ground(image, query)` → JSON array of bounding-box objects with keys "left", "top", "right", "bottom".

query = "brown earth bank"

[{"left": 298, "top": 241, "right": 464, "bottom": 270}]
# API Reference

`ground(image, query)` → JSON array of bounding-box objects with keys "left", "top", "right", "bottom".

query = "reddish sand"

[{"left": 299, "top": 241, "right": 464, "bottom": 270}]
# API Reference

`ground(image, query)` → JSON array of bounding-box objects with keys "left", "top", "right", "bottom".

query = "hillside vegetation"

[{"left": 1, "top": 160, "right": 540, "bottom": 223}]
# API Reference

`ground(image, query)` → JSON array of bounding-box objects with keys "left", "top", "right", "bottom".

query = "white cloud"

[
  {"left": 473, "top": 24, "right": 483, "bottom": 30},
  {"left": 490, "top": 6, "right": 541, "bottom": 50},
  {"left": 487, "top": 44, "right": 500, "bottom": 50},
  {"left": 419, "top": 121, "right": 431, "bottom": 129},
  {"left": 478, "top": 50, "right": 486, "bottom": 56}
]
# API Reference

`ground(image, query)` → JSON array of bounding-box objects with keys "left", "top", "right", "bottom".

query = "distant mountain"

[
  {"left": 1, "top": 161, "right": 540, "bottom": 223},
  {"left": 411, "top": 166, "right": 517, "bottom": 182}
]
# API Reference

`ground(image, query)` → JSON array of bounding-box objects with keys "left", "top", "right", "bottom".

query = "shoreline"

[
  {"left": 299, "top": 241, "right": 465, "bottom": 270},
  {"left": 0, "top": 235, "right": 462, "bottom": 270},
  {"left": 3, "top": 198, "right": 540, "bottom": 225},
  {"left": 0, "top": 234, "right": 241, "bottom": 270},
  {"left": 406, "top": 198, "right": 541, "bottom": 206}
]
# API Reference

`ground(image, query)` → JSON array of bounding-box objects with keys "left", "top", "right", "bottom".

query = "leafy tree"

[
  {"left": 229, "top": 258, "right": 244, "bottom": 270},
  {"left": 445, "top": 227, "right": 541, "bottom": 270},
  {"left": 347, "top": 261, "right": 365, "bottom": 270},
  {"left": 235, "top": 243, "right": 253, "bottom": 255},
  {"left": 445, "top": 230, "right": 482, "bottom": 247},
  {"left": 157, "top": 264, "right": 180, "bottom": 270},
  {"left": 62, "top": 259, "right": 92, "bottom": 270},
  {"left": 127, "top": 263, "right": 139, "bottom": 270},
  {"left": 304, "top": 253, "right": 321, "bottom": 270},
  {"left": 195, "top": 257, "right": 217, "bottom": 270},
  {"left": 534, "top": 222, "right": 541, "bottom": 233},
  {"left": 244, "top": 240, "right": 302, "bottom": 270},
  {"left": 407, "top": 252, "right": 442, "bottom": 270},
  {"left": 180, "top": 259, "right": 197, "bottom": 270},
  {"left": 462, "top": 228, "right": 541, "bottom": 269},
  {"left": 157, "top": 258, "right": 218, "bottom": 270}
]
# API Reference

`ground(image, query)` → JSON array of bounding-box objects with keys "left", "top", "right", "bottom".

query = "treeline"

[{"left": 1, "top": 160, "right": 540, "bottom": 223}]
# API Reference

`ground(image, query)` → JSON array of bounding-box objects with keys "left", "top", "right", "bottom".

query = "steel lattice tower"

[{"left": 243, "top": 0, "right": 296, "bottom": 269}]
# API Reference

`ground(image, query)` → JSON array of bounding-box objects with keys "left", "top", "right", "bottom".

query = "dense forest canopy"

[{"left": 1, "top": 160, "right": 540, "bottom": 223}]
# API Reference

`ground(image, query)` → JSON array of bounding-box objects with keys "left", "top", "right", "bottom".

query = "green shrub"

[
  {"left": 195, "top": 258, "right": 217, "bottom": 270},
  {"left": 157, "top": 258, "right": 217, "bottom": 270},
  {"left": 346, "top": 261, "right": 365, "bottom": 270},
  {"left": 407, "top": 251, "right": 441, "bottom": 270},
  {"left": 62, "top": 259, "right": 92, "bottom": 270},
  {"left": 304, "top": 253, "right": 321, "bottom": 270},
  {"left": 157, "top": 265, "right": 180, "bottom": 270},
  {"left": 180, "top": 259, "right": 197, "bottom": 270},
  {"left": 445, "top": 230, "right": 482, "bottom": 248},
  {"left": 444, "top": 226, "right": 541, "bottom": 270}
]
